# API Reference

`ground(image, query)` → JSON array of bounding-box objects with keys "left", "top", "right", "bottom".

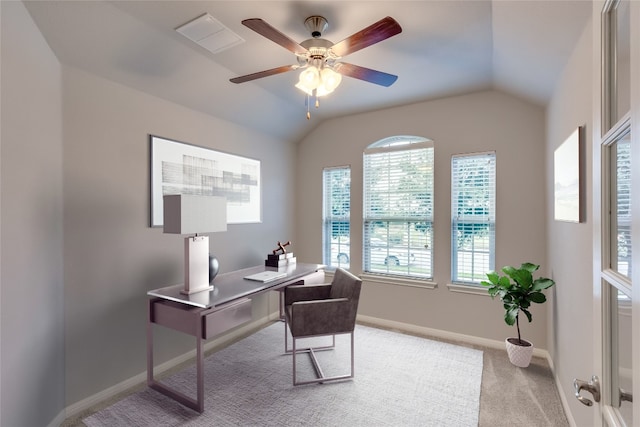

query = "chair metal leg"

[
  {"left": 284, "top": 318, "right": 335, "bottom": 354},
  {"left": 291, "top": 331, "right": 355, "bottom": 386}
]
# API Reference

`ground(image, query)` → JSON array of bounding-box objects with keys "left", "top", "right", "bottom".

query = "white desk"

[{"left": 146, "top": 263, "right": 325, "bottom": 413}]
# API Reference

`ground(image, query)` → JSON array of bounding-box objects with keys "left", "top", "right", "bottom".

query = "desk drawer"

[{"left": 203, "top": 298, "right": 252, "bottom": 339}]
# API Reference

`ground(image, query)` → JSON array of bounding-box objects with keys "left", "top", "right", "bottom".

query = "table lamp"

[{"left": 163, "top": 194, "right": 227, "bottom": 294}]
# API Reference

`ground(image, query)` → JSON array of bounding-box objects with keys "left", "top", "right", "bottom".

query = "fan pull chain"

[{"left": 305, "top": 94, "right": 310, "bottom": 120}]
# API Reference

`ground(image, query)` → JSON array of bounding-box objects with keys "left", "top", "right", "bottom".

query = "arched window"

[{"left": 363, "top": 136, "right": 434, "bottom": 279}]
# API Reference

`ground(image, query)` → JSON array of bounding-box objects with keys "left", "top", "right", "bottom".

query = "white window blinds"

[
  {"left": 451, "top": 152, "right": 496, "bottom": 283},
  {"left": 612, "top": 135, "right": 631, "bottom": 277},
  {"left": 363, "top": 137, "right": 434, "bottom": 278},
  {"left": 323, "top": 167, "right": 351, "bottom": 269}
]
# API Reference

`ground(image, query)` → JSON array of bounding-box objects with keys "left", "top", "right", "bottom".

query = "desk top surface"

[{"left": 147, "top": 263, "right": 323, "bottom": 309}]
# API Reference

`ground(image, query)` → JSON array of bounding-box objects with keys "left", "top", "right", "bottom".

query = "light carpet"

[{"left": 84, "top": 323, "right": 483, "bottom": 427}]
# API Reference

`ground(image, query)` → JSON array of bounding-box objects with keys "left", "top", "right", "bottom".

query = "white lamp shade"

[{"left": 163, "top": 194, "right": 227, "bottom": 235}]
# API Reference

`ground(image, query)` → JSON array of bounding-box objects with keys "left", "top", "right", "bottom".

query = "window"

[
  {"left": 323, "top": 167, "right": 351, "bottom": 269},
  {"left": 451, "top": 152, "right": 496, "bottom": 284},
  {"left": 363, "top": 136, "right": 433, "bottom": 279},
  {"left": 610, "top": 131, "right": 631, "bottom": 277}
]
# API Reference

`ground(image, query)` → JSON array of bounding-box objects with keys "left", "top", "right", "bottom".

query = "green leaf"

[
  {"left": 521, "top": 262, "right": 539, "bottom": 273},
  {"left": 498, "top": 276, "right": 511, "bottom": 288},
  {"left": 532, "top": 278, "right": 555, "bottom": 291},
  {"left": 511, "top": 269, "right": 533, "bottom": 289},
  {"left": 505, "top": 307, "right": 518, "bottom": 326},
  {"left": 502, "top": 265, "right": 517, "bottom": 277},
  {"left": 529, "top": 292, "right": 547, "bottom": 303},
  {"left": 485, "top": 271, "right": 499, "bottom": 284},
  {"left": 522, "top": 308, "right": 532, "bottom": 322}
]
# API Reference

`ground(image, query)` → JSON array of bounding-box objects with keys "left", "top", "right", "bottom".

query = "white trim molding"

[{"left": 447, "top": 282, "right": 492, "bottom": 296}]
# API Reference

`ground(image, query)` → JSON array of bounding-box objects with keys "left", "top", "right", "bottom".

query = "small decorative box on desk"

[{"left": 266, "top": 240, "right": 296, "bottom": 268}]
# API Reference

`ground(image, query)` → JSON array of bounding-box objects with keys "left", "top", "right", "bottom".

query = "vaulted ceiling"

[{"left": 23, "top": 1, "right": 592, "bottom": 142}]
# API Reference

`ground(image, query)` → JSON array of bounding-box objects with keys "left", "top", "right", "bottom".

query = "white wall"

[
  {"left": 546, "top": 20, "right": 594, "bottom": 427},
  {"left": 296, "top": 90, "right": 549, "bottom": 345},
  {"left": 62, "top": 66, "right": 297, "bottom": 405},
  {"left": 0, "top": 2, "right": 65, "bottom": 426}
]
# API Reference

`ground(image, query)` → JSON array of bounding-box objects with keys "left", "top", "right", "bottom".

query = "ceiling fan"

[{"left": 230, "top": 15, "right": 402, "bottom": 110}]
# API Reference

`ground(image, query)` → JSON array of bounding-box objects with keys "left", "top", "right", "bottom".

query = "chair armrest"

[
  {"left": 288, "top": 298, "right": 355, "bottom": 337},
  {"left": 284, "top": 284, "right": 332, "bottom": 306}
]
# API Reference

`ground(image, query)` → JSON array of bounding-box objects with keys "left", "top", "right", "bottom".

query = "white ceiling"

[{"left": 23, "top": 1, "right": 592, "bottom": 143}]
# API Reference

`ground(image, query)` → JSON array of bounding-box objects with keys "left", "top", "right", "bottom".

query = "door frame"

[{"left": 592, "top": 0, "right": 640, "bottom": 425}]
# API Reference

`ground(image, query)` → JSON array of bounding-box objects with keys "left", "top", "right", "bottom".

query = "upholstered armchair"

[{"left": 284, "top": 267, "right": 362, "bottom": 386}]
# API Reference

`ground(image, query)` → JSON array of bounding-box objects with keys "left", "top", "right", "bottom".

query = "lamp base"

[
  {"left": 180, "top": 285, "right": 214, "bottom": 295},
  {"left": 181, "top": 235, "right": 212, "bottom": 295}
]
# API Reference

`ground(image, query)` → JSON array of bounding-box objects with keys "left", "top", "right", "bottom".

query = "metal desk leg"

[{"left": 147, "top": 299, "right": 205, "bottom": 413}]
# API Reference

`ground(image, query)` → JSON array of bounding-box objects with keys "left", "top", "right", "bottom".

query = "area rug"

[{"left": 84, "top": 323, "right": 483, "bottom": 426}]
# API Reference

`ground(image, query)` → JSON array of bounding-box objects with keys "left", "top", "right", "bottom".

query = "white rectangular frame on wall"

[
  {"left": 554, "top": 126, "right": 584, "bottom": 223},
  {"left": 149, "top": 135, "right": 261, "bottom": 227}
]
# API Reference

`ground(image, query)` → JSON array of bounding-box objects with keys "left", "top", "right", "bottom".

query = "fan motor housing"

[{"left": 304, "top": 15, "right": 329, "bottom": 38}]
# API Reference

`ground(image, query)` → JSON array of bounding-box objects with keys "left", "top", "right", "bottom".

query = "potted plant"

[{"left": 481, "top": 262, "right": 555, "bottom": 367}]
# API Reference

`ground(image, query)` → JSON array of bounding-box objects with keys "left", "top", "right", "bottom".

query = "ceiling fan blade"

[
  {"left": 330, "top": 16, "right": 402, "bottom": 57},
  {"left": 242, "top": 18, "right": 308, "bottom": 55},
  {"left": 335, "top": 62, "right": 398, "bottom": 87},
  {"left": 230, "top": 65, "right": 297, "bottom": 84}
]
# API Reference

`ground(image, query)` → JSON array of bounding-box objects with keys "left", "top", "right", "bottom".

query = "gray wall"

[
  {"left": 295, "top": 90, "right": 549, "bottom": 345},
  {"left": 0, "top": 1, "right": 599, "bottom": 425},
  {"left": 0, "top": 2, "right": 65, "bottom": 426},
  {"left": 546, "top": 21, "right": 594, "bottom": 427},
  {"left": 62, "top": 66, "right": 296, "bottom": 405}
]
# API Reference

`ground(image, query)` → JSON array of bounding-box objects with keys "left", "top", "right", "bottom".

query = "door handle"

[
  {"left": 620, "top": 388, "right": 633, "bottom": 403},
  {"left": 573, "top": 376, "right": 601, "bottom": 406}
]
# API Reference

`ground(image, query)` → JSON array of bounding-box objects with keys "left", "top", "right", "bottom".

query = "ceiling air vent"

[{"left": 176, "top": 13, "right": 244, "bottom": 54}]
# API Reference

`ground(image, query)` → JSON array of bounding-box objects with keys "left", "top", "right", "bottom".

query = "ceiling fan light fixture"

[
  {"left": 231, "top": 16, "right": 401, "bottom": 119},
  {"left": 296, "top": 66, "right": 320, "bottom": 94},
  {"left": 320, "top": 67, "right": 342, "bottom": 93},
  {"left": 296, "top": 64, "right": 342, "bottom": 97}
]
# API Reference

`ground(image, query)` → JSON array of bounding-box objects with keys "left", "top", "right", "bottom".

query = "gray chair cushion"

[{"left": 329, "top": 268, "right": 361, "bottom": 299}]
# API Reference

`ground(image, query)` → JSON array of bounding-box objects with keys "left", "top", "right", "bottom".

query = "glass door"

[{"left": 592, "top": 1, "right": 637, "bottom": 425}]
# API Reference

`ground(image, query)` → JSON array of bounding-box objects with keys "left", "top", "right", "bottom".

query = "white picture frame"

[
  {"left": 150, "top": 135, "right": 261, "bottom": 226},
  {"left": 554, "top": 127, "right": 582, "bottom": 223}
]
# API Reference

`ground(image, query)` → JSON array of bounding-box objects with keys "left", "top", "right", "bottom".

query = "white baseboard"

[
  {"left": 357, "top": 314, "right": 548, "bottom": 357},
  {"left": 550, "top": 366, "right": 578, "bottom": 427},
  {"left": 47, "top": 409, "right": 66, "bottom": 427},
  {"left": 64, "top": 312, "right": 575, "bottom": 426},
  {"left": 64, "top": 316, "right": 272, "bottom": 419}
]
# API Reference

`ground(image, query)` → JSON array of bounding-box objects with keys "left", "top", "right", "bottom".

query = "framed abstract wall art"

[{"left": 150, "top": 135, "right": 261, "bottom": 226}]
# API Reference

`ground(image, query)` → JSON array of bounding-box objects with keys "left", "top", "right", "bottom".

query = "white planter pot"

[{"left": 505, "top": 337, "right": 534, "bottom": 367}]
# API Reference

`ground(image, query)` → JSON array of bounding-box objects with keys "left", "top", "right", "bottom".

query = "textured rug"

[{"left": 84, "top": 323, "right": 483, "bottom": 427}]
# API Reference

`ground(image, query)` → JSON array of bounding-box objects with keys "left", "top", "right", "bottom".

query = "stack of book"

[{"left": 265, "top": 252, "right": 296, "bottom": 268}]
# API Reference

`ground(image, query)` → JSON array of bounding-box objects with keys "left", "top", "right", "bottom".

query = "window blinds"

[
  {"left": 613, "top": 137, "right": 631, "bottom": 277},
  {"left": 323, "top": 167, "right": 351, "bottom": 268},
  {"left": 363, "top": 147, "right": 433, "bottom": 221},
  {"left": 451, "top": 152, "right": 496, "bottom": 283},
  {"left": 363, "top": 142, "right": 434, "bottom": 278}
]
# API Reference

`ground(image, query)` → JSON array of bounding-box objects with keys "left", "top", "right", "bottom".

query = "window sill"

[
  {"left": 447, "top": 283, "right": 491, "bottom": 296},
  {"left": 360, "top": 272, "right": 437, "bottom": 289}
]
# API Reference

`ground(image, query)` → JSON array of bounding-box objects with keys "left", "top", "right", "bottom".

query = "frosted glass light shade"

[
  {"left": 296, "top": 67, "right": 320, "bottom": 94},
  {"left": 321, "top": 68, "right": 342, "bottom": 92}
]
